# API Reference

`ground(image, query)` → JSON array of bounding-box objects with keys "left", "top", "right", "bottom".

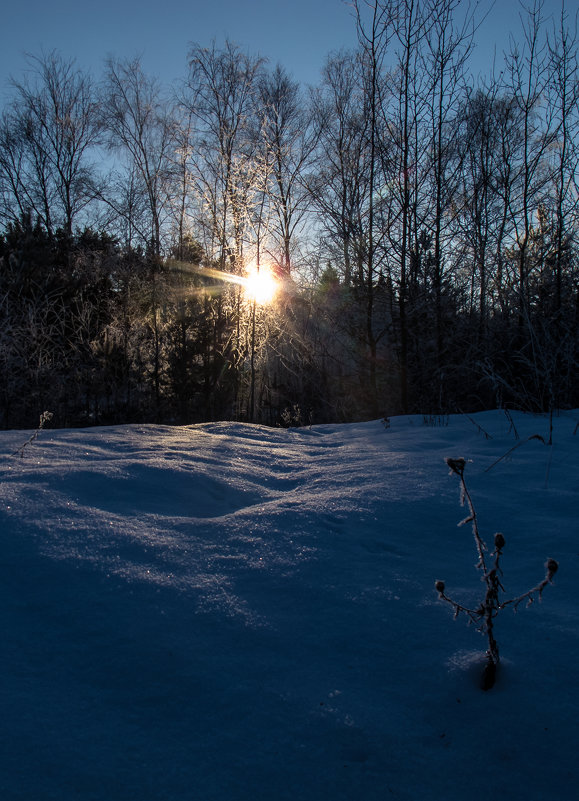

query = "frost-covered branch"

[{"left": 500, "top": 558, "right": 559, "bottom": 611}]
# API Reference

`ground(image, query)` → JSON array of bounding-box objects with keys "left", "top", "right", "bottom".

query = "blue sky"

[
  {"left": 1, "top": 0, "right": 357, "bottom": 93},
  {"left": 0, "top": 0, "right": 571, "bottom": 97}
]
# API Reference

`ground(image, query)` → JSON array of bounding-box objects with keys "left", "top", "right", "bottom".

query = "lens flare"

[
  {"left": 243, "top": 265, "right": 277, "bottom": 304},
  {"left": 169, "top": 260, "right": 279, "bottom": 304}
]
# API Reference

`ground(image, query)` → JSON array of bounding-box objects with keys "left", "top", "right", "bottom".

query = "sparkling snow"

[{"left": 1, "top": 411, "right": 577, "bottom": 800}]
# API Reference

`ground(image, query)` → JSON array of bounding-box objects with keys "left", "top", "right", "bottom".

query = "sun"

[{"left": 243, "top": 265, "right": 277, "bottom": 305}]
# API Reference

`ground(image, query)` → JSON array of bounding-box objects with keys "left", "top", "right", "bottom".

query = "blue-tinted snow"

[{"left": 0, "top": 411, "right": 577, "bottom": 800}]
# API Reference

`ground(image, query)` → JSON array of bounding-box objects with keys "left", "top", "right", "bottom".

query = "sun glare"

[{"left": 244, "top": 265, "right": 277, "bottom": 305}]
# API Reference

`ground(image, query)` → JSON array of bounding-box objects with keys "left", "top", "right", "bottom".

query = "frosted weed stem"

[
  {"left": 12, "top": 411, "right": 53, "bottom": 458},
  {"left": 436, "top": 457, "right": 558, "bottom": 690}
]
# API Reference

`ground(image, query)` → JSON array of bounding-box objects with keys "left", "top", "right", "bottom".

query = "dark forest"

[{"left": 0, "top": 0, "right": 577, "bottom": 428}]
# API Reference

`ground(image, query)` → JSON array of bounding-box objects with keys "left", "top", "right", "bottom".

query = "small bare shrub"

[{"left": 436, "top": 457, "right": 558, "bottom": 690}]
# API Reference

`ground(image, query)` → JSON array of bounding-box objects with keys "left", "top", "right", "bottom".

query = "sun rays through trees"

[{"left": 0, "top": 1, "right": 578, "bottom": 428}]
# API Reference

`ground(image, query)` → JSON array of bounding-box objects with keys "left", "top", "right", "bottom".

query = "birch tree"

[{"left": 0, "top": 52, "right": 100, "bottom": 237}]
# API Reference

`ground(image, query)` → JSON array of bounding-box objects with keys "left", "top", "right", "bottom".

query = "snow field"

[{"left": 0, "top": 411, "right": 577, "bottom": 800}]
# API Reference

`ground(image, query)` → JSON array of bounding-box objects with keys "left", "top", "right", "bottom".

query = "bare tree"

[
  {"left": 100, "top": 57, "right": 179, "bottom": 418},
  {"left": 503, "top": 1, "right": 557, "bottom": 327},
  {"left": 354, "top": 0, "right": 396, "bottom": 414},
  {"left": 101, "top": 56, "right": 176, "bottom": 256},
  {"left": 422, "top": 0, "right": 474, "bottom": 369},
  {"left": 547, "top": 2, "right": 579, "bottom": 316},
  {"left": 183, "top": 40, "right": 264, "bottom": 272},
  {"left": 455, "top": 86, "right": 514, "bottom": 334},
  {"left": 258, "top": 64, "right": 318, "bottom": 274},
  {"left": 309, "top": 49, "right": 371, "bottom": 287},
  {"left": 0, "top": 51, "right": 101, "bottom": 237},
  {"left": 371, "top": 0, "right": 431, "bottom": 412}
]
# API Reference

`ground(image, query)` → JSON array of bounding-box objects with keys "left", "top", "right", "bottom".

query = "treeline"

[{"left": 0, "top": 0, "right": 578, "bottom": 428}]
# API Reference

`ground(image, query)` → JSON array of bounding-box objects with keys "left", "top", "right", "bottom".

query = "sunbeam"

[{"left": 170, "top": 261, "right": 279, "bottom": 304}]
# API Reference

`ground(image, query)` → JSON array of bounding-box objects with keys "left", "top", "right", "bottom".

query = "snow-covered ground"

[{"left": 1, "top": 410, "right": 577, "bottom": 800}]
